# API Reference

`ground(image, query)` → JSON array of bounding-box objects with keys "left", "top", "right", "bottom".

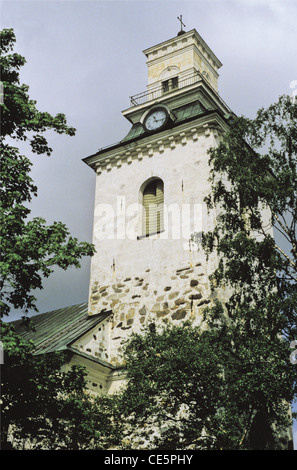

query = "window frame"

[{"left": 138, "top": 177, "right": 165, "bottom": 239}]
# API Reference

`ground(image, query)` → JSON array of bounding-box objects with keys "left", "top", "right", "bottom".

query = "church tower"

[{"left": 83, "top": 25, "right": 232, "bottom": 372}]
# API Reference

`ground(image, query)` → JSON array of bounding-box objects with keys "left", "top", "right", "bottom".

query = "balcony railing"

[{"left": 129, "top": 71, "right": 203, "bottom": 107}]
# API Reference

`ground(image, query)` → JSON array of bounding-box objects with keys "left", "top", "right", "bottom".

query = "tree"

[
  {"left": 113, "top": 317, "right": 295, "bottom": 450},
  {"left": 0, "top": 28, "right": 99, "bottom": 450},
  {"left": 201, "top": 94, "right": 297, "bottom": 448},
  {"left": 112, "top": 96, "right": 296, "bottom": 450},
  {"left": 0, "top": 28, "right": 95, "bottom": 317},
  {"left": 1, "top": 322, "right": 122, "bottom": 450},
  {"left": 115, "top": 322, "right": 230, "bottom": 450},
  {"left": 203, "top": 95, "right": 296, "bottom": 336}
]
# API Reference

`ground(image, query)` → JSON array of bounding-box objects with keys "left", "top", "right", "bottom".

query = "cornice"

[
  {"left": 143, "top": 29, "right": 222, "bottom": 70},
  {"left": 83, "top": 111, "right": 228, "bottom": 175}
]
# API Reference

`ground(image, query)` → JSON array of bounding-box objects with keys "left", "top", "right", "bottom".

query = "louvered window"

[
  {"left": 142, "top": 179, "right": 164, "bottom": 236},
  {"left": 162, "top": 77, "right": 179, "bottom": 94}
]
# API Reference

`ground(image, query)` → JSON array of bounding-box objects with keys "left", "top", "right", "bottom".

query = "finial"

[{"left": 177, "top": 15, "right": 186, "bottom": 35}]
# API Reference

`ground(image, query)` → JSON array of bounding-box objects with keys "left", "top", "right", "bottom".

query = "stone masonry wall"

[{"left": 89, "top": 255, "right": 219, "bottom": 367}]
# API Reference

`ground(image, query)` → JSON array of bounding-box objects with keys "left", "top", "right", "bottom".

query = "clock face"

[{"left": 144, "top": 108, "right": 168, "bottom": 131}]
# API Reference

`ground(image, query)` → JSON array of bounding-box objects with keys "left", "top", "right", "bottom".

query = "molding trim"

[{"left": 93, "top": 115, "right": 223, "bottom": 175}]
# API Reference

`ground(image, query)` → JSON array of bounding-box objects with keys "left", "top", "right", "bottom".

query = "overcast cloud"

[{"left": 2, "top": 0, "right": 296, "bottom": 447}]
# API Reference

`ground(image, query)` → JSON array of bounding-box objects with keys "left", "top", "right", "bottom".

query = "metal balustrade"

[{"left": 129, "top": 71, "right": 202, "bottom": 107}]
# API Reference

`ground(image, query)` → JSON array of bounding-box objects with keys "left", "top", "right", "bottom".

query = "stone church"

[
  {"left": 12, "top": 27, "right": 256, "bottom": 394},
  {"left": 11, "top": 25, "right": 294, "bottom": 449}
]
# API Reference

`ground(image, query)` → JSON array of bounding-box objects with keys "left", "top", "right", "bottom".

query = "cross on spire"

[{"left": 177, "top": 15, "right": 186, "bottom": 34}]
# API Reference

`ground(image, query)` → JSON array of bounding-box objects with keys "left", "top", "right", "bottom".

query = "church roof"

[{"left": 11, "top": 302, "right": 112, "bottom": 356}]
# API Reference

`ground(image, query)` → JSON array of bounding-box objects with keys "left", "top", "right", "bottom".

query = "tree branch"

[{"left": 239, "top": 406, "right": 255, "bottom": 447}]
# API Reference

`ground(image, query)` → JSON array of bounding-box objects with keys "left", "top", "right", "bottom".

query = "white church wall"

[{"left": 87, "top": 124, "right": 226, "bottom": 366}]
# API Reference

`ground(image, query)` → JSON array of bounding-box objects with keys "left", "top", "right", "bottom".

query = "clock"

[{"left": 144, "top": 108, "right": 168, "bottom": 132}]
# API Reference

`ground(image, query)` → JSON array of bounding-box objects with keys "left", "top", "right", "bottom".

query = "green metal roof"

[
  {"left": 174, "top": 100, "right": 206, "bottom": 122},
  {"left": 11, "top": 302, "right": 112, "bottom": 356},
  {"left": 121, "top": 100, "right": 207, "bottom": 143},
  {"left": 121, "top": 122, "right": 145, "bottom": 142}
]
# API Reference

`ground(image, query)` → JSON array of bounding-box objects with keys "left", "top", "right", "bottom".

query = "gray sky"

[{"left": 2, "top": 0, "right": 297, "bottom": 446}]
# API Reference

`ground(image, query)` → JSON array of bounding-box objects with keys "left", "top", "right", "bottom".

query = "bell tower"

[
  {"left": 144, "top": 26, "right": 222, "bottom": 95},
  {"left": 83, "top": 26, "right": 232, "bottom": 369}
]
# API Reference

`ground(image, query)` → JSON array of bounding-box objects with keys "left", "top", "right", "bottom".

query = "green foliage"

[
  {"left": 0, "top": 29, "right": 95, "bottom": 317},
  {"left": 110, "top": 96, "right": 296, "bottom": 450},
  {"left": 202, "top": 94, "right": 296, "bottom": 338},
  {"left": 117, "top": 322, "right": 226, "bottom": 449},
  {"left": 204, "top": 95, "right": 296, "bottom": 293},
  {"left": 201, "top": 95, "right": 297, "bottom": 447},
  {"left": 0, "top": 29, "right": 75, "bottom": 150},
  {"left": 1, "top": 322, "right": 122, "bottom": 450},
  {"left": 113, "top": 319, "right": 295, "bottom": 450}
]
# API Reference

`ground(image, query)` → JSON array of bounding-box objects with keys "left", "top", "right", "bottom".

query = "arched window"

[{"left": 141, "top": 178, "right": 164, "bottom": 237}]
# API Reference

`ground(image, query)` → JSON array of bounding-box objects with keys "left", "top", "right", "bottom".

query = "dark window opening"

[{"left": 162, "top": 77, "right": 179, "bottom": 94}]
